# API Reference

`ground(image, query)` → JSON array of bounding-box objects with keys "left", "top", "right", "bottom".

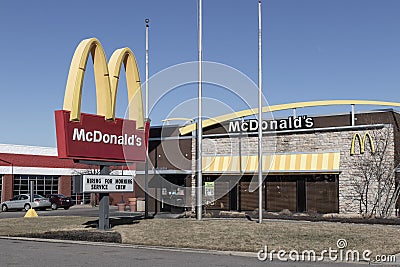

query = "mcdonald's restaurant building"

[{"left": 137, "top": 109, "right": 400, "bottom": 215}]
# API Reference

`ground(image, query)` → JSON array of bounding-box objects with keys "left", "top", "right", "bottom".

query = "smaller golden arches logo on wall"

[{"left": 350, "top": 132, "right": 375, "bottom": 155}]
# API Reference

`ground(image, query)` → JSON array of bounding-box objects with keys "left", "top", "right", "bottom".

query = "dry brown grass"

[
  {"left": 114, "top": 219, "right": 400, "bottom": 255},
  {"left": 1, "top": 216, "right": 400, "bottom": 256},
  {"left": 0, "top": 216, "right": 93, "bottom": 236}
]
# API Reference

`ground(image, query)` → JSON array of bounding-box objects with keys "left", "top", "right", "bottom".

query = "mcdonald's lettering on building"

[
  {"left": 54, "top": 38, "right": 149, "bottom": 163},
  {"left": 228, "top": 116, "right": 314, "bottom": 133}
]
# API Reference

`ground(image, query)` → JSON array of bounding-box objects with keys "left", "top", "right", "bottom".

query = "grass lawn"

[
  {"left": 0, "top": 216, "right": 93, "bottom": 236},
  {"left": 116, "top": 219, "right": 400, "bottom": 256},
  {"left": 1, "top": 217, "right": 400, "bottom": 256}
]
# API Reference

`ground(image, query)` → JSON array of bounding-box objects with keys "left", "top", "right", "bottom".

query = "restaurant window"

[{"left": 13, "top": 175, "right": 59, "bottom": 197}]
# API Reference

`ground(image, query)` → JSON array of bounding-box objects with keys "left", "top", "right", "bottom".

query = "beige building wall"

[{"left": 192, "top": 125, "right": 395, "bottom": 214}]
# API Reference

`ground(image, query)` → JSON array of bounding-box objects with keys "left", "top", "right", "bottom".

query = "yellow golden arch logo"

[
  {"left": 63, "top": 38, "right": 144, "bottom": 128},
  {"left": 350, "top": 132, "right": 375, "bottom": 155}
]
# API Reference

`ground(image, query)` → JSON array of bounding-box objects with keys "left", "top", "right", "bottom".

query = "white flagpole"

[
  {"left": 145, "top": 19, "right": 149, "bottom": 119},
  {"left": 257, "top": 0, "right": 263, "bottom": 223},
  {"left": 197, "top": 0, "right": 203, "bottom": 220},
  {"left": 144, "top": 18, "right": 150, "bottom": 218}
]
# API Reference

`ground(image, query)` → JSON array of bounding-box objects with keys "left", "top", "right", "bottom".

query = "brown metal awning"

[{"left": 202, "top": 152, "right": 340, "bottom": 174}]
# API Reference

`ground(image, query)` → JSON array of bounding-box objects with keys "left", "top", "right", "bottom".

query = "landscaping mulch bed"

[
  {"left": 17, "top": 230, "right": 122, "bottom": 243},
  {"left": 205, "top": 210, "right": 400, "bottom": 225},
  {"left": 274, "top": 215, "right": 400, "bottom": 225},
  {"left": 252, "top": 213, "right": 400, "bottom": 225}
]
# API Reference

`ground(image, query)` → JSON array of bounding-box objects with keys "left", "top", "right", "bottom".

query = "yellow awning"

[{"left": 202, "top": 152, "right": 340, "bottom": 174}]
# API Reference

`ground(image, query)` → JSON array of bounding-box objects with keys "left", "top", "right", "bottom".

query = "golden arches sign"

[
  {"left": 63, "top": 38, "right": 144, "bottom": 129},
  {"left": 350, "top": 132, "right": 375, "bottom": 155},
  {"left": 55, "top": 38, "right": 148, "bottom": 163}
]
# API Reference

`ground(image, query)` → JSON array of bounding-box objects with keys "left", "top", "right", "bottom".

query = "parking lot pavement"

[{"left": 0, "top": 205, "right": 144, "bottom": 219}]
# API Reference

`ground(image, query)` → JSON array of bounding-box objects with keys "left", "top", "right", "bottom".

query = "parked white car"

[{"left": 1, "top": 194, "right": 51, "bottom": 212}]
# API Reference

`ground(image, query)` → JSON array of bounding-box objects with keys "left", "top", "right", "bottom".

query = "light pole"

[{"left": 144, "top": 18, "right": 150, "bottom": 219}]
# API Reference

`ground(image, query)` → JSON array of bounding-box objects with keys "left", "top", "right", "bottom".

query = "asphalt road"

[{"left": 0, "top": 238, "right": 386, "bottom": 267}]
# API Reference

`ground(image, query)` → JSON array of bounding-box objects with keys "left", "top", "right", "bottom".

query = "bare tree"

[{"left": 351, "top": 128, "right": 400, "bottom": 218}]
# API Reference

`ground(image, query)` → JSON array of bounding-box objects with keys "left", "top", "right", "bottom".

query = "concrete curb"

[{"left": 0, "top": 235, "right": 256, "bottom": 258}]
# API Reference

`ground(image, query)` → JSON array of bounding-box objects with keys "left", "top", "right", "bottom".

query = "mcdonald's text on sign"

[{"left": 72, "top": 128, "right": 142, "bottom": 147}]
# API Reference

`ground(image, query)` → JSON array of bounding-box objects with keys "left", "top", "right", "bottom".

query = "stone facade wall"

[{"left": 192, "top": 125, "right": 395, "bottom": 214}]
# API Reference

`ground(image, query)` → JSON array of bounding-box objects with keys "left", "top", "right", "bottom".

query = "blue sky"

[{"left": 0, "top": 0, "right": 399, "bottom": 147}]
